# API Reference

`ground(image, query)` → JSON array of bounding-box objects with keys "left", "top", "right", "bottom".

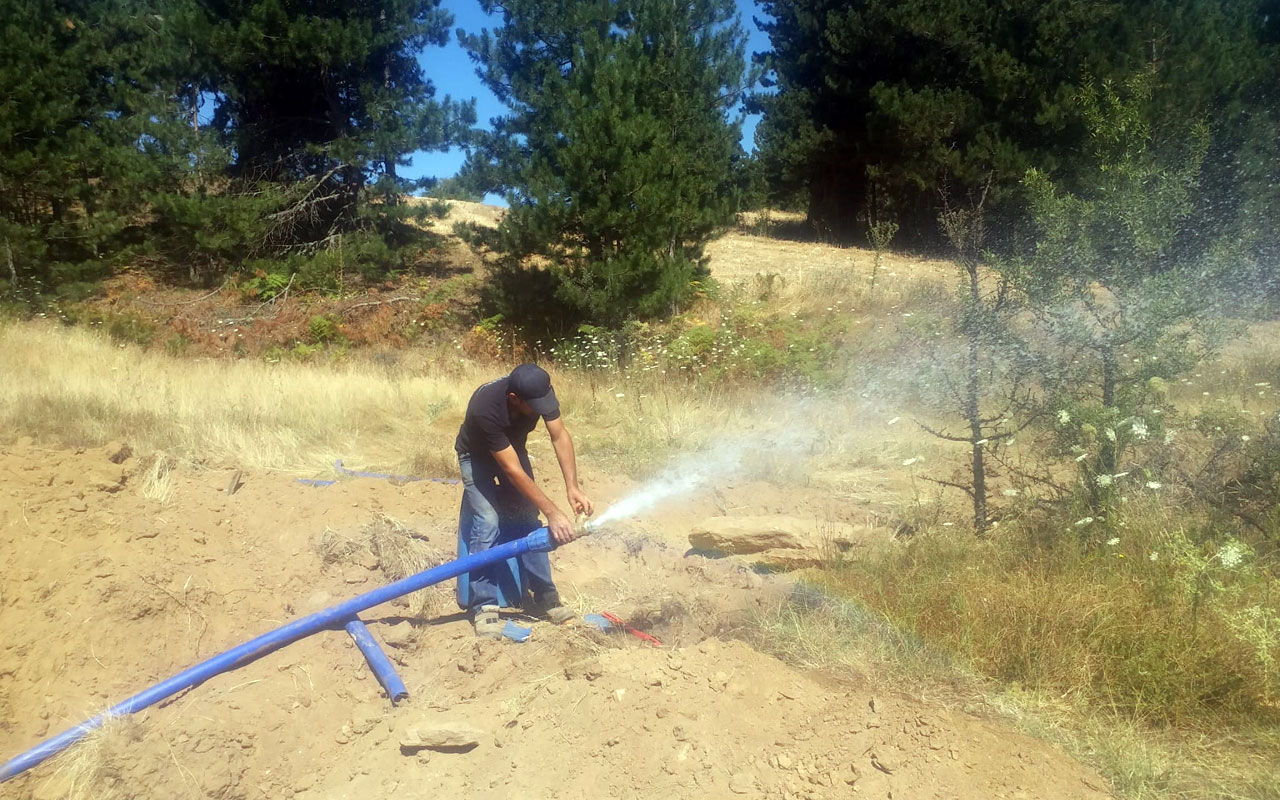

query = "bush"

[{"left": 819, "top": 500, "right": 1280, "bottom": 723}]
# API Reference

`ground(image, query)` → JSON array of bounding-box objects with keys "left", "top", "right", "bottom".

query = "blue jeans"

[{"left": 455, "top": 452, "right": 557, "bottom": 614}]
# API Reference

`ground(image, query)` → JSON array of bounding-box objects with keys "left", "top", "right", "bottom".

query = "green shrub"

[
  {"left": 819, "top": 501, "right": 1280, "bottom": 723},
  {"left": 307, "top": 315, "right": 342, "bottom": 345}
]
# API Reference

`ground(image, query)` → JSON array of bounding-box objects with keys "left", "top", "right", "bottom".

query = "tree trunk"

[
  {"left": 967, "top": 265, "right": 988, "bottom": 533},
  {"left": 1100, "top": 344, "right": 1117, "bottom": 475},
  {"left": 4, "top": 238, "right": 16, "bottom": 288},
  {"left": 1087, "top": 344, "right": 1119, "bottom": 510}
]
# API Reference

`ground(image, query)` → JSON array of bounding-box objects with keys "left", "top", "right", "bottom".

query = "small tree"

[
  {"left": 1017, "top": 73, "right": 1235, "bottom": 512},
  {"left": 862, "top": 178, "right": 897, "bottom": 295},
  {"left": 913, "top": 179, "right": 1030, "bottom": 533},
  {"left": 461, "top": 0, "right": 751, "bottom": 329}
]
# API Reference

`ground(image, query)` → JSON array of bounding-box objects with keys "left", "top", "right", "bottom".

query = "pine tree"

[
  {"left": 461, "top": 0, "right": 750, "bottom": 328},
  {"left": 1015, "top": 74, "right": 1240, "bottom": 513},
  {"left": 172, "top": 0, "right": 475, "bottom": 280},
  {"left": 750, "top": 0, "right": 1270, "bottom": 246},
  {"left": 0, "top": 0, "right": 194, "bottom": 291}
]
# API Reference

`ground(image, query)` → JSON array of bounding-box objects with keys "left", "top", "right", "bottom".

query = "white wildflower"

[
  {"left": 1130, "top": 419, "right": 1149, "bottom": 439},
  {"left": 1074, "top": 517, "right": 1094, "bottom": 527},
  {"left": 1057, "top": 409, "right": 1071, "bottom": 425},
  {"left": 1094, "top": 474, "right": 1113, "bottom": 487},
  {"left": 1241, "top": 435, "right": 1251, "bottom": 443},
  {"left": 1149, "top": 552, "right": 1159, "bottom": 562},
  {"left": 1218, "top": 540, "right": 1248, "bottom": 569},
  {"left": 1146, "top": 481, "right": 1162, "bottom": 490},
  {"left": 1105, "top": 428, "right": 1117, "bottom": 442},
  {"left": 1106, "top": 537, "right": 1120, "bottom": 546}
]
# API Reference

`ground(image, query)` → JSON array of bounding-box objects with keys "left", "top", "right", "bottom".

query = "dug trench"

[{"left": 0, "top": 441, "right": 1112, "bottom": 799}]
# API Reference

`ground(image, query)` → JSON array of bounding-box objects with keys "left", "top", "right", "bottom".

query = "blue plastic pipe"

[
  {"left": 344, "top": 617, "right": 409, "bottom": 705},
  {"left": 0, "top": 528, "right": 556, "bottom": 782}
]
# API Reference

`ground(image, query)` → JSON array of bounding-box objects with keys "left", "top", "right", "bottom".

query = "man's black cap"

[{"left": 508, "top": 363, "right": 560, "bottom": 418}]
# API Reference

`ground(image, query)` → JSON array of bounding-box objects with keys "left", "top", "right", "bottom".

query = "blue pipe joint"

[
  {"left": 526, "top": 528, "right": 555, "bottom": 553},
  {"left": 344, "top": 618, "right": 409, "bottom": 705}
]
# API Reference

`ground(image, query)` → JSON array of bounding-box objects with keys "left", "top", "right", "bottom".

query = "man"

[{"left": 454, "top": 363, "right": 594, "bottom": 638}]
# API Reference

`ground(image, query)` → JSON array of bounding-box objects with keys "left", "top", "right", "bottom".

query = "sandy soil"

[{"left": 0, "top": 441, "right": 1112, "bottom": 800}]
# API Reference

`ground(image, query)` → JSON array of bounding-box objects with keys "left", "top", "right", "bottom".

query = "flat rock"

[
  {"left": 400, "top": 723, "right": 484, "bottom": 753},
  {"left": 689, "top": 516, "right": 880, "bottom": 556}
]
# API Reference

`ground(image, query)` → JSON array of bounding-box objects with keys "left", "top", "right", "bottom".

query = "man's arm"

[
  {"left": 491, "top": 446, "right": 576, "bottom": 544},
  {"left": 545, "top": 417, "right": 594, "bottom": 517}
]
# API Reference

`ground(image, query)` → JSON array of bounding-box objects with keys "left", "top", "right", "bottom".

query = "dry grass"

[
  {"left": 40, "top": 715, "right": 142, "bottom": 800},
  {"left": 137, "top": 452, "right": 175, "bottom": 504},
  {"left": 0, "top": 321, "right": 487, "bottom": 472},
  {"left": 366, "top": 515, "right": 453, "bottom": 618},
  {"left": 706, "top": 216, "right": 958, "bottom": 318},
  {"left": 315, "top": 515, "right": 453, "bottom": 619}
]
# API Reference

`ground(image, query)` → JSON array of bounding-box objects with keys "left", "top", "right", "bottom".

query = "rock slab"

[{"left": 400, "top": 723, "right": 484, "bottom": 754}]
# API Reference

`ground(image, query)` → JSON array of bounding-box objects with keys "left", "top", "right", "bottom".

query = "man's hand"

[
  {"left": 546, "top": 509, "right": 576, "bottom": 545},
  {"left": 567, "top": 486, "right": 594, "bottom": 516}
]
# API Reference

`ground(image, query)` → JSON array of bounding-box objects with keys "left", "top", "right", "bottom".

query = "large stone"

[
  {"left": 688, "top": 516, "right": 871, "bottom": 555},
  {"left": 399, "top": 723, "right": 484, "bottom": 754}
]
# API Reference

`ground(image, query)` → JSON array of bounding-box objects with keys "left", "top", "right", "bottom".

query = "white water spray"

[{"left": 585, "top": 428, "right": 815, "bottom": 530}]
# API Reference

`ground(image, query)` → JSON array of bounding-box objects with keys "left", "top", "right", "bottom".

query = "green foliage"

[
  {"left": 0, "top": 0, "right": 197, "bottom": 289},
  {"left": 1, "top": 0, "right": 472, "bottom": 298},
  {"left": 462, "top": 0, "right": 750, "bottom": 329},
  {"left": 750, "top": 0, "right": 1273, "bottom": 245},
  {"left": 1013, "top": 74, "right": 1241, "bottom": 511},
  {"left": 306, "top": 314, "right": 342, "bottom": 345},
  {"left": 546, "top": 305, "right": 841, "bottom": 390}
]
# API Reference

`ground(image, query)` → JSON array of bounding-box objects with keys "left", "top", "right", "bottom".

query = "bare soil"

[{"left": 0, "top": 441, "right": 1112, "bottom": 799}]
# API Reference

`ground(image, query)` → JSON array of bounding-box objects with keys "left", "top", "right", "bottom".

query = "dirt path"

[{"left": 0, "top": 442, "right": 1111, "bottom": 799}]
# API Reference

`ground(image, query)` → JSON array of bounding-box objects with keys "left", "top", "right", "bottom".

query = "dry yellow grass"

[
  {"left": 0, "top": 322, "right": 485, "bottom": 472},
  {"left": 0, "top": 317, "right": 958, "bottom": 536}
]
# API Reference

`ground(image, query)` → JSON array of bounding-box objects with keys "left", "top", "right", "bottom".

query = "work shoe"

[
  {"left": 532, "top": 592, "right": 576, "bottom": 625},
  {"left": 472, "top": 605, "right": 504, "bottom": 639}
]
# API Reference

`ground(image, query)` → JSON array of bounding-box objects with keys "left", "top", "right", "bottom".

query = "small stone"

[
  {"left": 729, "top": 772, "right": 755, "bottom": 794},
  {"left": 380, "top": 621, "right": 415, "bottom": 648},
  {"left": 870, "top": 750, "right": 899, "bottom": 774},
  {"left": 68, "top": 498, "right": 88, "bottom": 513},
  {"left": 776, "top": 753, "right": 793, "bottom": 770}
]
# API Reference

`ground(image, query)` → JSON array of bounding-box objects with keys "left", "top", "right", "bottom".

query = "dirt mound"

[{"left": 0, "top": 443, "right": 1110, "bottom": 799}]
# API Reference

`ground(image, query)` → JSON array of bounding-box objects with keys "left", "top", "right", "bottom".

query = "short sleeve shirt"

[{"left": 454, "top": 377, "right": 561, "bottom": 461}]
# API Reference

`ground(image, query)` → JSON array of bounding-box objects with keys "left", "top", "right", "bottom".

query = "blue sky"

[{"left": 403, "top": 0, "right": 772, "bottom": 200}]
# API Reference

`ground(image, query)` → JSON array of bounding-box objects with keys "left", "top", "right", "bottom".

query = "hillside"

[{"left": 1, "top": 208, "right": 1277, "bottom": 800}]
